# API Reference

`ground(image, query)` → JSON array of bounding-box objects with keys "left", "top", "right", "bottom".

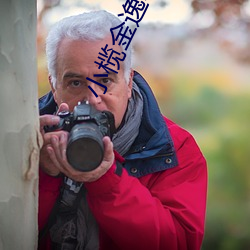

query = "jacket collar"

[
  {"left": 38, "top": 71, "right": 178, "bottom": 178},
  {"left": 39, "top": 91, "right": 57, "bottom": 115},
  {"left": 123, "top": 71, "right": 178, "bottom": 177}
]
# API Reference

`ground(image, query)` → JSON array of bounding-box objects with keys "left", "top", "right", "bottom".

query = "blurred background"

[{"left": 37, "top": 0, "right": 250, "bottom": 249}]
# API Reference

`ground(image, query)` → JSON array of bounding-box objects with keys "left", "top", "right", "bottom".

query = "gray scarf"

[{"left": 112, "top": 81, "right": 143, "bottom": 156}]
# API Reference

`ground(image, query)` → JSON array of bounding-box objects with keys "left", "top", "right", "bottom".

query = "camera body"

[{"left": 45, "top": 101, "right": 115, "bottom": 172}]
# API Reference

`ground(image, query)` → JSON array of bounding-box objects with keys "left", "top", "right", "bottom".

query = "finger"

[
  {"left": 40, "top": 143, "right": 52, "bottom": 160},
  {"left": 47, "top": 146, "right": 63, "bottom": 172},
  {"left": 50, "top": 133, "right": 70, "bottom": 170},
  {"left": 59, "top": 132, "right": 68, "bottom": 161},
  {"left": 51, "top": 132, "right": 68, "bottom": 161},
  {"left": 57, "top": 103, "right": 69, "bottom": 114},
  {"left": 40, "top": 115, "right": 60, "bottom": 128},
  {"left": 43, "top": 131, "right": 65, "bottom": 146},
  {"left": 102, "top": 136, "right": 114, "bottom": 163},
  {"left": 50, "top": 135, "right": 63, "bottom": 161},
  {"left": 39, "top": 144, "right": 61, "bottom": 176}
]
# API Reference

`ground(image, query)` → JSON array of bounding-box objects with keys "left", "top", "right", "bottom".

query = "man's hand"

[
  {"left": 39, "top": 103, "right": 69, "bottom": 176},
  {"left": 40, "top": 102, "right": 114, "bottom": 181},
  {"left": 47, "top": 135, "right": 114, "bottom": 182}
]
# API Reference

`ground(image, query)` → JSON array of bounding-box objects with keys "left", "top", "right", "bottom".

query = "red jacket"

[{"left": 38, "top": 117, "right": 207, "bottom": 250}]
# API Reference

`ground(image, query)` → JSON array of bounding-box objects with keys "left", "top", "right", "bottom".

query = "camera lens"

[{"left": 66, "top": 123, "right": 104, "bottom": 172}]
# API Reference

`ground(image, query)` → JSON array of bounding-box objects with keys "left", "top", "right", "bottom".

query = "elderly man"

[{"left": 38, "top": 10, "right": 207, "bottom": 250}]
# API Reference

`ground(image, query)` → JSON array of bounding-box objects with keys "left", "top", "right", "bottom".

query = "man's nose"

[{"left": 84, "top": 82, "right": 102, "bottom": 106}]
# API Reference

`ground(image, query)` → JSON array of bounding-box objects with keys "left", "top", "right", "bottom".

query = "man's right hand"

[{"left": 39, "top": 103, "right": 69, "bottom": 176}]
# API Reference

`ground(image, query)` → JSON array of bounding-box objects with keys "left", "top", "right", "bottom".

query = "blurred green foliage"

[{"left": 159, "top": 72, "right": 250, "bottom": 250}]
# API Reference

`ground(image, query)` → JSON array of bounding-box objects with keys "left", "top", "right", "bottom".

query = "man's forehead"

[{"left": 59, "top": 35, "right": 122, "bottom": 53}]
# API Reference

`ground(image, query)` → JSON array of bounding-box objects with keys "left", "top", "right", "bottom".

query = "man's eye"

[
  {"left": 70, "top": 80, "right": 82, "bottom": 87},
  {"left": 101, "top": 78, "right": 111, "bottom": 84}
]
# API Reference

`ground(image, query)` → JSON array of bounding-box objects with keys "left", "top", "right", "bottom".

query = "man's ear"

[
  {"left": 48, "top": 75, "right": 58, "bottom": 103},
  {"left": 48, "top": 75, "right": 55, "bottom": 92},
  {"left": 127, "top": 69, "right": 134, "bottom": 99}
]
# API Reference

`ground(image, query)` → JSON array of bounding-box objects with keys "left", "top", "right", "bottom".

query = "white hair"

[{"left": 46, "top": 10, "right": 133, "bottom": 87}]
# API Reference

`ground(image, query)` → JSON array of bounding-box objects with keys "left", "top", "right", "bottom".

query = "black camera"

[{"left": 45, "top": 101, "right": 115, "bottom": 172}]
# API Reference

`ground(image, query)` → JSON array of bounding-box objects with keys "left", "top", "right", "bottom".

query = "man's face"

[{"left": 50, "top": 36, "right": 133, "bottom": 128}]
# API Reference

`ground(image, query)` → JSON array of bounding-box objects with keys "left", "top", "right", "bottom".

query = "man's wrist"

[{"left": 39, "top": 164, "right": 62, "bottom": 178}]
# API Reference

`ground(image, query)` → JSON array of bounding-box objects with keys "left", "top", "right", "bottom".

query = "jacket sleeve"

[
  {"left": 38, "top": 169, "right": 62, "bottom": 233},
  {"left": 84, "top": 125, "right": 207, "bottom": 250},
  {"left": 38, "top": 169, "right": 63, "bottom": 250}
]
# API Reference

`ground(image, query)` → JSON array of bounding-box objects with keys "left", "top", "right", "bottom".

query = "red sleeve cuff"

[{"left": 84, "top": 152, "right": 125, "bottom": 196}]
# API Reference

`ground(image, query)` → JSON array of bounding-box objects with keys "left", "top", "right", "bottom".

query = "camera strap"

[
  {"left": 39, "top": 160, "right": 123, "bottom": 249},
  {"left": 38, "top": 176, "right": 84, "bottom": 245}
]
